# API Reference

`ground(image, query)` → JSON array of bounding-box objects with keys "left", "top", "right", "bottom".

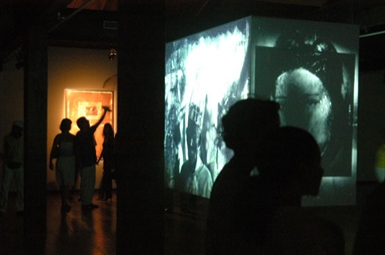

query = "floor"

[{"left": 0, "top": 183, "right": 378, "bottom": 255}]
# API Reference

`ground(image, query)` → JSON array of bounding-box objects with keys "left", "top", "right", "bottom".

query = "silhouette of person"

[
  {"left": 96, "top": 123, "right": 115, "bottom": 201},
  {"left": 0, "top": 120, "right": 24, "bottom": 215},
  {"left": 75, "top": 106, "right": 110, "bottom": 211},
  {"left": 235, "top": 126, "right": 344, "bottom": 254},
  {"left": 49, "top": 118, "right": 76, "bottom": 213},
  {"left": 205, "top": 98, "right": 280, "bottom": 255}
]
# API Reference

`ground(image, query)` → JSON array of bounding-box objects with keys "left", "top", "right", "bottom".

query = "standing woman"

[
  {"left": 49, "top": 118, "right": 76, "bottom": 213},
  {"left": 97, "top": 123, "right": 115, "bottom": 201}
]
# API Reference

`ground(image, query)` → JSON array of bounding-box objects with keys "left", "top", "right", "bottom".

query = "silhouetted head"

[
  {"left": 76, "top": 117, "right": 89, "bottom": 131},
  {"left": 60, "top": 118, "right": 72, "bottom": 132},
  {"left": 103, "top": 123, "right": 114, "bottom": 137},
  {"left": 221, "top": 98, "right": 280, "bottom": 156},
  {"left": 186, "top": 118, "right": 201, "bottom": 164},
  {"left": 257, "top": 126, "right": 323, "bottom": 196},
  {"left": 11, "top": 120, "right": 23, "bottom": 138}
]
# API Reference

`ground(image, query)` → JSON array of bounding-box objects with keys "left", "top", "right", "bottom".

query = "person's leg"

[
  {"left": 80, "top": 165, "right": 97, "bottom": 208},
  {"left": 13, "top": 167, "right": 24, "bottom": 212},
  {"left": 104, "top": 168, "right": 112, "bottom": 199},
  {"left": 0, "top": 166, "right": 14, "bottom": 212},
  {"left": 60, "top": 185, "right": 71, "bottom": 213},
  {"left": 72, "top": 168, "right": 80, "bottom": 200},
  {"left": 99, "top": 170, "right": 107, "bottom": 200}
]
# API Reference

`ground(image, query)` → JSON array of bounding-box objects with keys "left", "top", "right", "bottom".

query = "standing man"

[
  {"left": 0, "top": 120, "right": 24, "bottom": 215},
  {"left": 75, "top": 106, "right": 110, "bottom": 211},
  {"left": 178, "top": 104, "right": 213, "bottom": 199}
]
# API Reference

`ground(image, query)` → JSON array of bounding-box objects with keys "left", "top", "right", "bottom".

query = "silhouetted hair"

[
  {"left": 221, "top": 98, "right": 280, "bottom": 153},
  {"left": 103, "top": 123, "right": 114, "bottom": 137},
  {"left": 60, "top": 118, "right": 72, "bottom": 132},
  {"left": 257, "top": 126, "right": 320, "bottom": 180},
  {"left": 76, "top": 117, "right": 87, "bottom": 129}
]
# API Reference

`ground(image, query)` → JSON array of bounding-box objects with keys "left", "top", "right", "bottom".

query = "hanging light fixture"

[{"left": 109, "top": 48, "right": 117, "bottom": 60}]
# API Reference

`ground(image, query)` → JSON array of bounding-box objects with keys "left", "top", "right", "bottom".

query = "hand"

[
  {"left": 49, "top": 162, "right": 54, "bottom": 171},
  {"left": 102, "top": 106, "right": 111, "bottom": 112}
]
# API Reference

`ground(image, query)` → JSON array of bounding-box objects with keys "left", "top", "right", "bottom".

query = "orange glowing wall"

[{"left": 47, "top": 47, "right": 117, "bottom": 190}]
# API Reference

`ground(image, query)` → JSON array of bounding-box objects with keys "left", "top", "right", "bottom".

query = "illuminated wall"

[
  {"left": 47, "top": 47, "right": 117, "bottom": 190},
  {"left": 165, "top": 16, "right": 359, "bottom": 206},
  {"left": 251, "top": 17, "right": 359, "bottom": 206},
  {"left": 165, "top": 18, "right": 251, "bottom": 198}
]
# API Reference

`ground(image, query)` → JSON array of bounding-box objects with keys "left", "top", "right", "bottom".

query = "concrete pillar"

[
  {"left": 23, "top": 25, "right": 48, "bottom": 251},
  {"left": 116, "top": 1, "right": 165, "bottom": 254}
]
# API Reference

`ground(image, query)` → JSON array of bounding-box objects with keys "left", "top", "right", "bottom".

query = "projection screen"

[{"left": 165, "top": 16, "right": 359, "bottom": 206}]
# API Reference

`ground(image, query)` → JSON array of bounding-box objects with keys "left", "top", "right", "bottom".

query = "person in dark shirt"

[
  {"left": 75, "top": 106, "right": 110, "bottom": 211},
  {"left": 97, "top": 123, "right": 115, "bottom": 201},
  {"left": 205, "top": 99, "right": 280, "bottom": 255}
]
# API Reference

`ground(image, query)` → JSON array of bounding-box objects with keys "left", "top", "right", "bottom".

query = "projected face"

[
  {"left": 275, "top": 68, "right": 332, "bottom": 153},
  {"left": 186, "top": 123, "right": 200, "bottom": 167}
]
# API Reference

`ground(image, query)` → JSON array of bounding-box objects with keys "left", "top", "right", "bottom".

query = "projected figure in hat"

[{"left": 178, "top": 103, "right": 213, "bottom": 198}]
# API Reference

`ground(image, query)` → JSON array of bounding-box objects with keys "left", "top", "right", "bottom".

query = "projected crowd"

[{"left": 164, "top": 18, "right": 250, "bottom": 198}]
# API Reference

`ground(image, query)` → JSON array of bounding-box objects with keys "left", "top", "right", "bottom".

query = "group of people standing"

[{"left": 49, "top": 106, "right": 115, "bottom": 213}]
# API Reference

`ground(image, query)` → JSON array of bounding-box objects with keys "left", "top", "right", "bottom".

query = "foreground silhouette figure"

[
  {"left": 205, "top": 99, "right": 280, "bottom": 255},
  {"left": 235, "top": 126, "right": 344, "bottom": 254}
]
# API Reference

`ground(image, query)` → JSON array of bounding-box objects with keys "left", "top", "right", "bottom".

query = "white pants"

[
  {"left": 0, "top": 165, "right": 24, "bottom": 212},
  {"left": 79, "top": 165, "right": 96, "bottom": 205}
]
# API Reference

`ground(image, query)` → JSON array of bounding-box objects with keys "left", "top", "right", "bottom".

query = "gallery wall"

[{"left": 47, "top": 47, "right": 118, "bottom": 190}]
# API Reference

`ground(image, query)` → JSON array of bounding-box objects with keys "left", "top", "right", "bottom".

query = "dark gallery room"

[{"left": 1, "top": 0, "right": 385, "bottom": 254}]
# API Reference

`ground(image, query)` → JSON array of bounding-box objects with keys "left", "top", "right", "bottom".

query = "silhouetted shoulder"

[
  {"left": 353, "top": 182, "right": 385, "bottom": 255},
  {"left": 263, "top": 207, "right": 345, "bottom": 255}
]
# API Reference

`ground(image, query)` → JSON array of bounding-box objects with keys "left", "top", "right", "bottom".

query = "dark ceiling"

[{"left": 1, "top": 0, "right": 385, "bottom": 70}]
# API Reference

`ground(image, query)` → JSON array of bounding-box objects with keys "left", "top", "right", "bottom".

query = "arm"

[
  {"left": 91, "top": 106, "right": 111, "bottom": 131},
  {"left": 97, "top": 147, "right": 104, "bottom": 164},
  {"left": 74, "top": 133, "right": 83, "bottom": 170},
  {"left": 49, "top": 135, "right": 60, "bottom": 170}
]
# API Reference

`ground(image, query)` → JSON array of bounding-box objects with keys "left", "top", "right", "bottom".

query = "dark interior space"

[{"left": 1, "top": 0, "right": 385, "bottom": 254}]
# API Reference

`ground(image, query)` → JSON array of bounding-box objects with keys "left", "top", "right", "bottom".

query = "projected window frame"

[{"left": 65, "top": 89, "right": 114, "bottom": 159}]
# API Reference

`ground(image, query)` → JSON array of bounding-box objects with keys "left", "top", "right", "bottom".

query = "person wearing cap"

[{"left": 0, "top": 120, "right": 24, "bottom": 215}]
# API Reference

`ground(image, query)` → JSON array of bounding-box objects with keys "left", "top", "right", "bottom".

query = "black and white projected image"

[
  {"left": 255, "top": 30, "right": 356, "bottom": 177},
  {"left": 164, "top": 17, "right": 251, "bottom": 198}
]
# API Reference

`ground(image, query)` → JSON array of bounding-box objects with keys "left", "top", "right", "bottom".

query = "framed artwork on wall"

[{"left": 65, "top": 89, "right": 114, "bottom": 158}]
